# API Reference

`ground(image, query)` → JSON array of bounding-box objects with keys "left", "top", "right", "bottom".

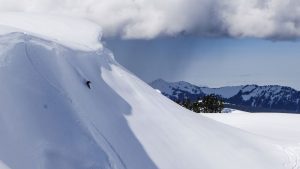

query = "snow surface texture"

[
  {"left": 204, "top": 111, "right": 300, "bottom": 169},
  {"left": 0, "top": 12, "right": 102, "bottom": 51},
  {"left": 0, "top": 13, "right": 299, "bottom": 169},
  {"left": 204, "top": 111, "right": 300, "bottom": 142}
]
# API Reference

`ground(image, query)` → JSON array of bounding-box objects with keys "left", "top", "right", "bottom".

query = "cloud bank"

[{"left": 0, "top": 0, "right": 299, "bottom": 39}]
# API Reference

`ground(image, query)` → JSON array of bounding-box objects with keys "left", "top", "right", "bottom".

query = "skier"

[{"left": 86, "top": 81, "right": 91, "bottom": 89}]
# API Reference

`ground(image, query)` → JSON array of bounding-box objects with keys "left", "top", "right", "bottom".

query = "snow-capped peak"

[
  {"left": 150, "top": 79, "right": 300, "bottom": 113},
  {"left": 201, "top": 86, "right": 245, "bottom": 99},
  {"left": 150, "top": 79, "right": 202, "bottom": 97}
]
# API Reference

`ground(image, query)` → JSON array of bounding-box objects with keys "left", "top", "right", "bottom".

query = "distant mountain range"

[{"left": 150, "top": 79, "right": 300, "bottom": 113}]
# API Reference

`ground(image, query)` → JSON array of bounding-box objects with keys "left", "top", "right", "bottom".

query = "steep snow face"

[
  {"left": 0, "top": 12, "right": 102, "bottom": 51},
  {"left": 101, "top": 64, "right": 287, "bottom": 169},
  {"left": 0, "top": 33, "right": 115, "bottom": 169},
  {"left": 0, "top": 31, "right": 291, "bottom": 169}
]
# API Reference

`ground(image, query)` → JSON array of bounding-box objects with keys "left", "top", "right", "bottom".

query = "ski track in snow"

[
  {"left": 90, "top": 122, "right": 128, "bottom": 169},
  {"left": 203, "top": 112, "right": 300, "bottom": 169},
  {"left": 274, "top": 143, "right": 300, "bottom": 169},
  {"left": 23, "top": 35, "right": 74, "bottom": 104},
  {"left": 279, "top": 144, "right": 300, "bottom": 169},
  {"left": 24, "top": 36, "right": 61, "bottom": 92}
]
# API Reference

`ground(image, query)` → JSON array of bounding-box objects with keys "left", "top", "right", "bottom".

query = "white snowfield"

[
  {"left": 203, "top": 111, "right": 300, "bottom": 169},
  {"left": 0, "top": 13, "right": 299, "bottom": 169},
  {"left": 203, "top": 111, "right": 300, "bottom": 142}
]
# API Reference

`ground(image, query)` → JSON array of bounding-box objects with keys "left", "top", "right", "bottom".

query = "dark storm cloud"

[{"left": 0, "top": 0, "right": 300, "bottom": 40}]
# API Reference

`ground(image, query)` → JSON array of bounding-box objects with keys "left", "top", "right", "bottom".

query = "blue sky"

[{"left": 105, "top": 37, "right": 300, "bottom": 90}]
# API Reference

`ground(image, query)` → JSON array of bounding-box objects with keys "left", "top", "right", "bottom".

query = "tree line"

[{"left": 176, "top": 94, "right": 224, "bottom": 113}]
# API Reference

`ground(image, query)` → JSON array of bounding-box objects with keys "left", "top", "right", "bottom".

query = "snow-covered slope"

[
  {"left": 0, "top": 12, "right": 102, "bottom": 51},
  {"left": 0, "top": 13, "right": 299, "bottom": 169},
  {"left": 204, "top": 111, "right": 300, "bottom": 142},
  {"left": 203, "top": 111, "right": 300, "bottom": 169},
  {"left": 150, "top": 79, "right": 300, "bottom": 113}
]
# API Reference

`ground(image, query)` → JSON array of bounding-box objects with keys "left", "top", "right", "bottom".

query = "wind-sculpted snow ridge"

[
  {"left": 0, "top": 25, "right": 299, "bottom": 169},
  {"left": 0, "top": 12, "right": 102, "bottom": 51}
]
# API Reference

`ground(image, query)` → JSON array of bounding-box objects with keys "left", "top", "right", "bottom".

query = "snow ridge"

[
  {"left": 0, "top": 12, "right": 103, "bottom": 51},
  {"left": 0, "top": 31, "right": 293, "bottom": 169}
]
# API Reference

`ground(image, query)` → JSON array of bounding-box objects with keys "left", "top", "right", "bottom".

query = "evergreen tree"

[
  {"left": 175, "top": 95, "right": 224, "bottom": 113},
  {"left": 199, "top": 94, "right": 224, "bottom": 113},
  {"left": 182, "top": 99, "right": 192, "bottom": 110}
]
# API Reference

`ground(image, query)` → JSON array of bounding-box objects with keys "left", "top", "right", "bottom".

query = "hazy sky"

[{"left": 105, "top": 37, "right": 300, "bottom": 90}]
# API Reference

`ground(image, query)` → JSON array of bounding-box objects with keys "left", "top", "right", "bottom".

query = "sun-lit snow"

[
  {"left": 0, "top": 13, "right": 299, "bottom": 169},
  {"left": 0, "top": 12, "right": 102, "bottom": 51},
  {"left": 0, "top": 161, "right": 11, "bottom": 169},
  {"left": 203, "top": 111, "right": 300, "bottom": 169},
  {"left": 203, "top": 111, "right": 300, "bottom": 142}
]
